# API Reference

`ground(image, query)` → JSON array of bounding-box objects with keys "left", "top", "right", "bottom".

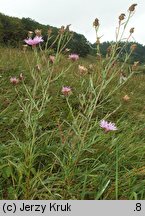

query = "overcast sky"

[{"left": 0, "top": 0, "right": 145, "bottom": 45}]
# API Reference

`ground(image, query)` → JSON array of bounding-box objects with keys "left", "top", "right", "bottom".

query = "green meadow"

[{"left": 1, "top": 4, "right": 145, "bottom": 200}]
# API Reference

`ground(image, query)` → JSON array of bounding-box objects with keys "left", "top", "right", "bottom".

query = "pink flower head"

[
  {"left": 100, "top": 120, "right": 117, "bottom": 133},
  {"left": 68, "top": 54, "right": 79, "bottom": 61},
  {"left": 10, "top": 77, "right": 19, "bottom": 85},
  {"left": 49, "top": 55, "right": 55, "bottom": 63},
  {"left": 24, "top": 36, "right": 44, "bottom": 46},
  {"left": 61, "top": 86, "right": 72, "bottom": 96}
]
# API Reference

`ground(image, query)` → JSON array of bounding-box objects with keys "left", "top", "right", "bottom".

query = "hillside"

[
  {"left": 0, "top": 12, "right": 90, "bottom": 57},
  {"left": 1, "top": 12, "right": 145, "bottom": 62}
]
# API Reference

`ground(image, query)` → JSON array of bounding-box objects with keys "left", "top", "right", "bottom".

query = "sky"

[{"left": 0, "top": 0, "right": 145, "bottom": 45}]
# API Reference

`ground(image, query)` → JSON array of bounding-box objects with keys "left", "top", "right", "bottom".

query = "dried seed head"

[
  {"left": 65, "top": 48, "right": 70, "bottom": 52},
  {"left": 78, "top": 65, "right": 88, "bottom": 75},
  {"left": 123, "top": 95, "right": 130, "bottom": 102},
  {"left": 48, "top": 28, "right": 52, "bottom": 36},
  {"left": 35, "top": 64, "right": 41, "bottom": 71},
  {"left": 119, "top": 13, "right": 126, "bottom": 21},
  {"left": 107, "top": 46, "right": 112, "bottom": 54},
  {"left": 132, "top": 61, "right": 139, "bottom": 70},
  {"left": 96, "top": 53, "right": 102, "bottom": 60},
  {"left": 19, "top": 73, "right": 24, "bottom": 81},
  {"left": 133, "top": 61, "right": 139, "bottom": 66},
  {"left": 59, "top": 26, "right": 65, "bottom": 34},
  {"left": 130, "top": 27, "right": 135, "bottom": 34},
  {"left": 93, "top": 18, "right": 99, "bottom": 27},
  {"left": 128, "top": 4, "right": 137, "bottom": 12},
  {"left": 35, "top": 29, "right": 42, "bottom": 36},
  {"left": 96, "top": 37, "right": 100, "bottom": 44},
  {"left": 28, "top": 31, "right": 33, "bottom": 38},
  {"left": 49, "top": 55, "right": 55, "bottom": 63},
  {"left": 65, "top": 24, "right": 71, "bottom": 31},
  {"left": 130, "top": 43, "right": 137, "bottom": 51},
  {"left": 88, "top": 64, "right": 94, "bottom": 71},
  {"left": 22, "top": 44, "right": 28, "bottom": 52}
]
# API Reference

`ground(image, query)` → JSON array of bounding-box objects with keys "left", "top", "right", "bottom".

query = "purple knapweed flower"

[
  {"left": 24, "top": 36, "right": 44, "bottom": 46},
  {"left": 10, "top": 77, "right": 19, "bottom": 85},
  {"left": 61, "top": 86, "right": 72, "bottom": 96},
  {"left": 68, "top": 54, "right": 79, "bottom": 61},
  {"left": 100, "top": 120, "right": 117, "bottom": 133}
]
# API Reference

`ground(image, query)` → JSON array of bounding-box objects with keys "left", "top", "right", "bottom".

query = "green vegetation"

[
  {"left": 0, "top": 4, "right": 145, "bottom": 200},
  {"left": 91, "top": 41, "right": 145, "bottom": 64}
]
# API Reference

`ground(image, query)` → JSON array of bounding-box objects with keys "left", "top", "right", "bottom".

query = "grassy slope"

[{"left": 0, "top": 47, "right": 145, "bottom": 200}]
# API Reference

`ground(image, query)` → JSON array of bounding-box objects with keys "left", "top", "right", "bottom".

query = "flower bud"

[
  {"left": 130, "top": 27, "right": 135, "bottom": 34},
  {"left": 35, "top": 29, "right": 42, "bottom": 37},
  {"left": 93, "top": 18, "right": 99, "bottom": 27},
  {"left": 28, "top": 31, "right": 33, "bottom": 38},
  {"left": 59, "top": 26, "right": 65, "bottom": 34},
  {"left": 48, "top": 28, "right": 52, "bottom": 36},
  {"left": 119, "top": 13, "right": 126, "bottom": 21},
  {"left": 130, "top": 44, "right": 137, "bottom": 51},
  {"left": 128, "top": 4, "right": 137, "bottom": 12}
]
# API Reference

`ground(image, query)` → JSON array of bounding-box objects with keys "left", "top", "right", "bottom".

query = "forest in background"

[{"left": 0, "top": 12, "right": 145, "bottom": 63}]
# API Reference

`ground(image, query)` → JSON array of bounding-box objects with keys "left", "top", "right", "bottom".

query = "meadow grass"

[{"left": 1, "top": 4, "right": 145, "bottom": 200}]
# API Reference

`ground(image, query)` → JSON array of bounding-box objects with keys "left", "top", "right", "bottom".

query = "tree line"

[
  {"left": 0, "top": 13, "right": 90, "bottom": 57},
  {"left": 0, "top": 12, "right": 145, "bottom": 62}
]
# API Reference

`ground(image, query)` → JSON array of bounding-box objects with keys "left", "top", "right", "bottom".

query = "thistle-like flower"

[
  {"left": 100, "top": 120, "right": 118, "bottom": 133},
  {"left": 10, "top": 77, "right": 19, "bottom": 85},
  {"left": 61, "top": 86, "right": 72, "bottom": 96},
  {"left": 24, "top": 36, "right": 44, "bottom": 46},
  {"left": 68, "top": 54, "right": 79, "bottom": 61}
]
